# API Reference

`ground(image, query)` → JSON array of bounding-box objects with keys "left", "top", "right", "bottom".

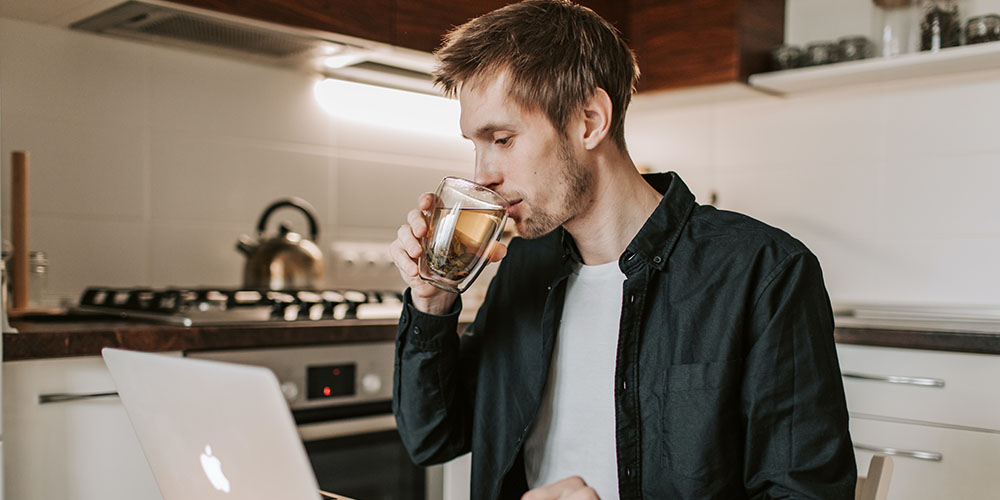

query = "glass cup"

[{"left": 418, "top": 177, "right": 509, "bottom": 294}]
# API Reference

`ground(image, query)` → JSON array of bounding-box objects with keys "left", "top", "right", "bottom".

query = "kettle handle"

[{"left": 256, "top": 197, "right": 320, "bottom": 240}]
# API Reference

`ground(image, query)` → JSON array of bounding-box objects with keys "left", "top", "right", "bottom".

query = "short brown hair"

[{"left": 433, "top": 0, "right": 639, "bottom": 152}]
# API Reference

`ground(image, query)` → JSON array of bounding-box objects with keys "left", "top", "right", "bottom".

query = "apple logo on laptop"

[{"left": 200, "top": 445, "right": 231, "bottom": 493}]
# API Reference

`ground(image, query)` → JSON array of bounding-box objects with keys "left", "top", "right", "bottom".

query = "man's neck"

[{"left": 563, "top": 154, "right": 663, "bottom": 266}]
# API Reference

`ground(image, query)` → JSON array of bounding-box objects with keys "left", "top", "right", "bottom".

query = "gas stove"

[{"left": 73, "top": 286, "right": 404, "bottom": 326}]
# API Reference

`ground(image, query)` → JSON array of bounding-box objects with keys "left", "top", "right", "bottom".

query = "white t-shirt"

[{"left": 523, "top": 260, "right": 625, "bottom": 499}]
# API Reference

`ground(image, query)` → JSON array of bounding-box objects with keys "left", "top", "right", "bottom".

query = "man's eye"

[{"left": 494, "top": 137, "right": 511, "bottom": 145}]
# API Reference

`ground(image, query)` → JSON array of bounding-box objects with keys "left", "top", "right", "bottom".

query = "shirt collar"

[
  {"left": 626, "top": 172, "right": 696, "bottom": 271},
  {"left": 560, "top": 171, "right": 696, "bottom": 272}
]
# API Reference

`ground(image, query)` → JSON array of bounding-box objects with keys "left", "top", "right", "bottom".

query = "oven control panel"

[
  {"left": 187, "top": 342, "right": 394, "bottom": 410},
  {"left": 307, "top": 363, "right": 356, "bottom": 399}
]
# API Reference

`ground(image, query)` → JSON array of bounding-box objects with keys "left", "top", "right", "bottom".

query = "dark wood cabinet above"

[
  {"left": 167, "top": 0, "right": 784, "bottom": 94},
  {"left": 628, "top": 0, "right": 784, "bottom": 92}
]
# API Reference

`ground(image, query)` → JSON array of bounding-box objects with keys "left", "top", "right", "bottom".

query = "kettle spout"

[{"left": 236, "top": 234, "right": 258, "bottom": 256}]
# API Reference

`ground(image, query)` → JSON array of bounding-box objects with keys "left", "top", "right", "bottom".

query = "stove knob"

[
  {"left": 279, "top": 381, "right": 300, "bottom": 403},
  {"left": 361, "top": 374, "right": 382, "bottom": 395}
]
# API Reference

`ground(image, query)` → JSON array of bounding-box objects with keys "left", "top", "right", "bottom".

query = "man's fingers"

[
  {"left": 418, "top": 192, "right": 436, "bottom": 210},
  {"left": 389, "top": 240, "right": 419, "bottom": 279},
  {"left": 397, "top": 224, "right": 423, "bottom": 259},
  {"left": 565, "top": 487, "right": 599, "bottom": 500},
  {"left": 487, "top": 241, "right": 508, "bottom": 263},
  {"left": 407, "top": 208, "right": 429, "bottom": 239},
  {"left": 522, "top": 476, "right": 594, "bottom": 500}
]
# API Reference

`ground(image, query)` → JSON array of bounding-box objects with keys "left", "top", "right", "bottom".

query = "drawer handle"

[
  {"left": 842, "top": 371, "right": 944, "bottom": 388},
  {"left": 39, "top": 391, "right": 119, "bottom": 404},
  {"left": 854, "top": 442, "right": 942, "bottom": 462}
]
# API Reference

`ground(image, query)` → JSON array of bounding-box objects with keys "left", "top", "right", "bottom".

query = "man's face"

[{"left": 458, "top": 72, "right": 593, "bottom": 239}]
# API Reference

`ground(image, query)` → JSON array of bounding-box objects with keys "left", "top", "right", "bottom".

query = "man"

[{"left": 389, "top": 1, "right": 857, "bottom": 499}]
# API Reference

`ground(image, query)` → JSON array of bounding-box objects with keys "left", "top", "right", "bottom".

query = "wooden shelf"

[{"left": 749, "top": 40, "right": 1000, "bottom": 95}]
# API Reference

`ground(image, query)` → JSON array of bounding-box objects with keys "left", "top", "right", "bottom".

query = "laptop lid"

[{"left": 102, "top": 348, "right": 321, "bottom": 500}]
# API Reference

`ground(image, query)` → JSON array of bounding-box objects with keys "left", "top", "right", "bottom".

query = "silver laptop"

[{"left": 102, "top": 348, "right": 351, "bottom": 500}]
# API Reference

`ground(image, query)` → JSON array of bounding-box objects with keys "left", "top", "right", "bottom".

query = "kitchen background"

[{"left": 1, "top": 0, "right": 999, "bottom": 310}]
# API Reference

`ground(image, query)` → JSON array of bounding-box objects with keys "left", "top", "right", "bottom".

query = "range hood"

[{"left": 68, "top": 0, "right": 438, "bottom": 95}]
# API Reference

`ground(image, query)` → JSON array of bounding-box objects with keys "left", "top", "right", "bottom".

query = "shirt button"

[
  {"left": 622, "top": 380, "right": 627, "bottom": 390},
  {"left": 624, "top": 467, "right": 632, "bottom": 478},
  {"left": 629, "top": 295, "right": 635, "bottom": 303},
  {"left": 412, "top": 326, "right": 421, "bottom": 335},
  {"left": 653, "top": 256, "right": 662, "bottom": 264}
]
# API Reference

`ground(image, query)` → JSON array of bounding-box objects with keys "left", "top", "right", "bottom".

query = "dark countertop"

[
  {"left": 3, "top": 317, "right": 400, "bottom": 361},
  {"left": 832, "top": 315, "right": 1000, "bottom": 355},
  {"left": 4, "top": 315, "right": 1000, "bottom": 361}
]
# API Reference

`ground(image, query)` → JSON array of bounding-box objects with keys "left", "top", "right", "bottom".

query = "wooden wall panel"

[
  {"left": 739, "top": 0, "right": 785, "bottom": 79},
  {"left": 166, "top": 0, "right": 783, "bottom": 93},
  {"left": 630, "top": 0, "right": 742, "bottom": 91},
  {"left": 394, "top": 0, "right": 632, "bottom": 54},
  {"left": 395, "top": 0, "right": 511, "bottom": 53}
]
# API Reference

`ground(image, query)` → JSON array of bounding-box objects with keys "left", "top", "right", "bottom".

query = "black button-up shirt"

[{"left": 394, "top": 172, "right": 856, "bottom": 499}]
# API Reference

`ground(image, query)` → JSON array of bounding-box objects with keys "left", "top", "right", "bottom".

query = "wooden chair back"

[{"left": 856, "top": 454, "right": 894, "bottom": 500}]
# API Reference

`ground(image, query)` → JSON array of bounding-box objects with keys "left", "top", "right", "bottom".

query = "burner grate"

[{"left": 76, "top": 287, "right": 404, "bottom": 325}]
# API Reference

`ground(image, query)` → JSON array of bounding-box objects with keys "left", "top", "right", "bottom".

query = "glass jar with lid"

[
  {"left": 920, "top": 0, "right": 963, "bottom": 51},
  {"left": 965, "top": 14, "right": 1000, "bottom": 44},
  {"left": 28, "top": 250, "right": 48, "bottom": 309},
  {"left": 873, "top": 0, "right": 918, "bottom": 57}
]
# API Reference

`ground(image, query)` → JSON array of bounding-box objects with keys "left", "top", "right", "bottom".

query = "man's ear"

[{"left": 581, "top": 87, "right": 613, "bottom": 151}]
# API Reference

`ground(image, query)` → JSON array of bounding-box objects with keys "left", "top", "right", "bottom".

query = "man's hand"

[
  {"left": 389, "top": 192, "right": 507, "bottom": 315},
  {"left": 521, "top": 476, "right": 600, "bottom": 500}
]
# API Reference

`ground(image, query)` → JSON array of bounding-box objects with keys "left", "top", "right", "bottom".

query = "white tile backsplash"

[
  {"left": 809, "top": 235, "right": 1000, "bottom": 306},
  {"left": 149, "top": 222, "right": 245, "bottom": 288},
  {"left": 0, "top": 18, "right": 147, "bottom": 127},
  {"left": 0, "top": 18, "right": 472, "bottom": 302},
  {"left": 31, "top": 216, "right": 150, "bottom": 299},
  {"left": 713, "top": 91, "right": 886, "bottom": 173},
  {"left": 2, "top": 111, "right": 147, "bottom": 219},
  {"left": 882, "top": 71, "right": 1000, "bottom": 156},
  {"left": 878, "top": 150, "right": 1000, "bottom": 237},
  {"left": 625, "top": 105, "right": 715, "bottom": 174},
  {"left": 628, "top": 56, "right": 1000, "bottom": 306},
  {"left": 336, "top": 157, "right": 464, "bottom": 230}
]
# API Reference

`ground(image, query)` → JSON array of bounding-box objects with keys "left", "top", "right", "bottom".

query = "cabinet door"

[
  {"left": 851, "top": 416, "right": 1000, "bottom": 500},
  {"left": 837, "top": 344, "right": 1000, "bottom": 431},
  {"left": 395, "top": 0, "right": 509, "bottom": 53},
  {"left": 394, "top": 1, "right": 630, "bottom": 55},
  {"left": 2, "top": 355, "right": 179, "bottom": 500},
  {"left": 629, "top": 0, "right": 784, "bottom": 92}
]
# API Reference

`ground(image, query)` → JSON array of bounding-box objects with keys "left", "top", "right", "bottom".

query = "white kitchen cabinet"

[
  {"left": 850, "top": 416, "right": 1000, "bottom": 499},
  {"left": 2, "top": 354, "right": 174, "bottom": 500},
  {"left": 837, "top": 344, "right": 1000, "bottom": 499},
  {"left": 838, "top": 344, "right": 1000, "bottom": 431}
]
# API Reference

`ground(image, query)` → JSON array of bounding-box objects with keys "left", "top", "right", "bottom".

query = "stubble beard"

[{"left": 516, "top": 139, "right": 593, "bottom": 239}]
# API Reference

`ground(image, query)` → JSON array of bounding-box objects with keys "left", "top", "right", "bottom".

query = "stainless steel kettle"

[{"left": 236, "top": 198, "right": 325, "bottom": 290}]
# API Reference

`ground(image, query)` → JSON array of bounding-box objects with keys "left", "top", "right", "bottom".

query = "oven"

[{"left": 188, "top": 342, "right": 443, "bottom": 500}]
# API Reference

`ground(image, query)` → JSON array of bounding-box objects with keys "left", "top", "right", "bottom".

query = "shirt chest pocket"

[{"left": 660, "top": 359, "right": 743, "bottom": 481}]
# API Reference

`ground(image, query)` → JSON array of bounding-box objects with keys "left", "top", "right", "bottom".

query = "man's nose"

[{"left": 474, "top": 153, "right": 502, "bottom": 191}]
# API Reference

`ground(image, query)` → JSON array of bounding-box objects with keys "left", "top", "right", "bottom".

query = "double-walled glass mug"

[{"left": 418, "top": 176, "right": 509, "bottom": 294}]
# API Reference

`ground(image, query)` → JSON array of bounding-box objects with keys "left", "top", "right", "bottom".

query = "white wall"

[
  {"left": 0, "top": 18, "right": 474, "bottom": 305},
  {"left": 626, "top": 0, "right": 1000, "bottom": 308}
]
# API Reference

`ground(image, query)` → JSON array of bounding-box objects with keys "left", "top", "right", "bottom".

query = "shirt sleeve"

[
  {"left": 393, "top": 288, "right": 478, "bottom": 466},
  {"left": 741, "top": 251, "right": 857, "bottom": 499}
]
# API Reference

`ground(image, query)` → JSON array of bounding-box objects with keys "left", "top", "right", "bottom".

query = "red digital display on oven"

[{"left": 307, "top": 363, "right": 356, "bottom": 399}]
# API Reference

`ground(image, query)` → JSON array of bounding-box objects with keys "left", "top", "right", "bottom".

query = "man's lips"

[{"left": 506, "top": 199, "right": 522, "bottom": 218}]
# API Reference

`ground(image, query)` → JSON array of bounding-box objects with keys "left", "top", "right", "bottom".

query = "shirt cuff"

[{"left": 399, "top": 288, "right": 463, "bottom": 348}]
